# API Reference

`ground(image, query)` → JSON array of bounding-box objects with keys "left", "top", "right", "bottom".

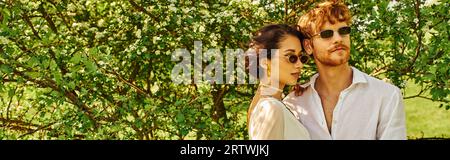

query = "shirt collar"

[{"left": 301, "top": 66, "right": 368, "bottom": 88}]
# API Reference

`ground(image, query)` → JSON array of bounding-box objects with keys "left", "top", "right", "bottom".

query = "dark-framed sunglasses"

[
  {"left": 285, "top": 52, "right": 310, "bottom": 64},
  {"left": 312, "top": 26, "right": 351, "bottom": 39}
]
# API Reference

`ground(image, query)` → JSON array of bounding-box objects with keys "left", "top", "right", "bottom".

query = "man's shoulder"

[{"left": 361, "top": 72, "right": 401, "bottom": 93}]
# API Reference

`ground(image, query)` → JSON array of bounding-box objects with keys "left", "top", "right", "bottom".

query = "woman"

[{"left": 247, "top": 24, "right": 310, "bottom": 140}]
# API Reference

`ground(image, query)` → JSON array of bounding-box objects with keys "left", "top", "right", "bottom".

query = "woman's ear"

[
  {"left": 260, "top": 58, "right": 268, "bottom": 70},
  {"left": 303, "top": 39, "right": 314, "bottom": 56}
]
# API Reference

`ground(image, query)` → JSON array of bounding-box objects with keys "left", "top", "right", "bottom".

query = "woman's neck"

[{"left": 259, "top": 83, "right": 284, "bottom": 100}]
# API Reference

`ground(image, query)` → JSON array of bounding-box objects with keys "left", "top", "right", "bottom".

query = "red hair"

[{"left": 297, "top": 0, "right": 352, "bottom": 38}]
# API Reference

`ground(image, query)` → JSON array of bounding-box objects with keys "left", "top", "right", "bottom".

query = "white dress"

[{"left": 249, "top": 97, "right": 310, "bottom": 140}]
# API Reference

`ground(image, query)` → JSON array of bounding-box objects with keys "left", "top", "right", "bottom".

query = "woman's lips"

[{"left": 291, "top": 72, "right": 300, "bottom": 78}]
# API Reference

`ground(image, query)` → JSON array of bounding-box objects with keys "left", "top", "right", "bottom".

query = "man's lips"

[{"left": 330, "top": 45, "right": 348, "bottom": 52}]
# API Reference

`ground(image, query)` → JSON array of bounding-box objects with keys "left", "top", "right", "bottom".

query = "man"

[{"left": 283, "top": 1, "right": 406, "bottom": 140}]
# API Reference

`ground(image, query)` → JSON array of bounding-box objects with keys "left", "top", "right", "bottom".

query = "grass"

[{"left": 403, "top": 82, "right": 450, "bottom": 139}]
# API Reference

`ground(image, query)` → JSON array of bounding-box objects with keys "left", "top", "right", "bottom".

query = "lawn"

[{"left": 403, "top": 82, "right": 450, "bottom": 139}]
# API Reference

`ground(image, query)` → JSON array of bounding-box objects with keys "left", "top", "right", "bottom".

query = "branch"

[
  {"left": 99, "top": 62, "right": 149, "bottom": 98},
  {"left": 370, "top": 63, "right": 392, "bottom": 77},
  {"left": 38, "top": 4, "right": 58, "bottom": 34},
  {"left": 6, "top": 86, "right": 17, "bottom": 120},
  {"left": 48, "top": 49, "right": 68, "bottom": 75},
  {"left": 428, "top": 17, "right": 448, "bottom": 30},
  {"left": 404, "top": 88, "right": 425, "bottom": 99},
  {"left": 235, "top": 89, "right": 253, "bottom": 97},
  {"left": 5, "top": 63, "right": 98, "bottom": 128},
  {"left": 46, "top": 0, "right": 72, "bottom": 31},
  {"left": 4, "top": 39, "right": 96, "bottom": 127},
  {"left": 19, "top": 122, "right": 56, "bottom": 138},
  {"left": 404, "top": 95, "right": 450, "bottom": 103},
  {"left": 0, "top": 117, "right": 43, "bottom": 129},
  {"left": 22, "top": 12, "right": 41, "bottom": 40},
  {"left": 284, "top": 0, "right": 288, "bottom": 23},
  {"left": 1, "top": 78, "right": 18, "bottom": 83},
  {"left": 129, "top": 60, "right": 140, "bottom": 84},
  {"left": 128, "top": 0, "right": 160, "bottom": 22},
  {"left": 406, "top": 0, "right": 423, "bottom": 72}
]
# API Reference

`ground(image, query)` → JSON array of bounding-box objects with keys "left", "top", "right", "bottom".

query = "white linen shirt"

[
  {"left": 283, "top": 67, "right": 406, "bottom": 140},
  {"left": 249, "top": 97, "right": 311, "bottom": 140}
]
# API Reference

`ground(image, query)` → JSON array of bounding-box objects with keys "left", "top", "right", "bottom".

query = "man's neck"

[{"left": 315, "top": 64, "right": 353, "bottom": 95}]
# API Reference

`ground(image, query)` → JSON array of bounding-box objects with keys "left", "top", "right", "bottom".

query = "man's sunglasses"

[
  {"left": 285, "top": 52, "right": 310, "bottom": 64},
  {"left": 312, "top": 26, "right": 351, "bottom": 39}
]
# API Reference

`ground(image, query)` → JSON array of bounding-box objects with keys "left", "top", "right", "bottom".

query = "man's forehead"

[{"left": 319, "top": 21, "right": 348, "bottom": 30}]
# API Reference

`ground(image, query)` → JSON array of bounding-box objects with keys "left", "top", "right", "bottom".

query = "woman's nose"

[{"left": 295, "top": 59, "right": 303, "bottom": 69}]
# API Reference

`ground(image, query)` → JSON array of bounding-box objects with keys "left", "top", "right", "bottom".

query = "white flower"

[
  {"left": 95, "top": 32, "right": 105, "bottom": 39},
  {"left": 153, "top": 36, "right": 160, "bottom": 43},
  {"left": 151, "top": 83, "right": 160, "bottom": 94},
  {"left": 424, "top": 0, "right": 441, "bottom": 7},
  {"left": 182, "top": 7, "right": 190, "bottom": 14},
  {"left": 98, "top": 61, "right": 105, "bottom": 65},
  {"left": 233, "top": 17, "right": 240, "bottom": 24},
  {"left": 136, "top": 29, "right": 142, "bottom": 38},
  {"left": 199, "top": 25, "right": 205, "bottom": 32},
  {"left": 97, "top": 19, "right": 105, "bottom": 28},
  {"left": 211, "top": 40, "right": 218, "bottom": 47},
  {"left": 169, "top": 4, "right": 177, "bottom": 12},
  {"left": 230, "top": 26, "right": 236, "bottom": 33},
  {"left": 67, "top": 3, "right": 76, "bottom": 12},
  {"left": 0, "top": 36, "right": 10, "bottom": 44}
]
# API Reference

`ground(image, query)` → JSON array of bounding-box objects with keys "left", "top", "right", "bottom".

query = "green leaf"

[
  {"left": 1, "top": 8, "right": 10, "bottom": 26},
  {"left": 25, "top": 72, "right": 40, "bottom": 79},
  {"left": 26, "top": 57, "right": 39, "bottom": 68},
  {"left": 180, "top": 128, "right": 189, "bottom": 137},
  {"left": 175, "top": 100, "right": 182, "bottom": 106},
  {"left": 70, "top": 52, "right": 83, "bottom": 64},
  {"left": 197, "top": 122, "right": 206, "bottom": 129},
  {"left": 89, "top": 47, "right": 98, "bottom": 57},
  {"left": 53, "top": 70, "right": 63, "bottom": 85},
  {"left": 135, "top": 119, "right": 143, "bottom": 128},
  {"left": 176, "top": 112, "right": 185, "bottom": 123},
  {"left": 67, "top": 81, "right": 76, "bottom": 90},
  {"left": 0, "top": 64, "right": 12, "bottom": 74},
  {"left": 84, "top": 60, "right": 97, "bottom": 74},
  {"left": 8, "top": 88, "right": 14, "bottom": 97}
]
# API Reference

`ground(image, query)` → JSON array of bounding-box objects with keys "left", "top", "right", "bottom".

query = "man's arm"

[{"left": 377, "top": 87, "right": 407, "bottom": 140}]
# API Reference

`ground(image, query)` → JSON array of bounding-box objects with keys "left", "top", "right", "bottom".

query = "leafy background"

[{"left": 0, "top": 0, "right": 448, "bottom": 139}]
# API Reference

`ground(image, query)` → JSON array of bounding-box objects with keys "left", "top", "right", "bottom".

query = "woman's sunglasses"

[
  {"left": 285, "top": 53, "right": 309, "bottom": 64},
  {"left": 312, "top": 26, "right": 351, "bottom": 39}
]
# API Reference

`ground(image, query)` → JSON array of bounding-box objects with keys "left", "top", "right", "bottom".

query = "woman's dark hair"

[
  {"left": 246, "top": 24, "right": 305, "bottom": 78},
  {"left": 246, "top": 25, "right": 306, "bottom": 128}
]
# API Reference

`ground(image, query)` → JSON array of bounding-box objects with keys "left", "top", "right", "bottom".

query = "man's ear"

[{"left": 303, "top": 39, "right": 314, "bottom": 56}]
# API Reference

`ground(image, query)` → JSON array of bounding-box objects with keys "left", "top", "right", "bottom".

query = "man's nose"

[{"left": 332, "top": 31, "right": 344, "bottom": 44}]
